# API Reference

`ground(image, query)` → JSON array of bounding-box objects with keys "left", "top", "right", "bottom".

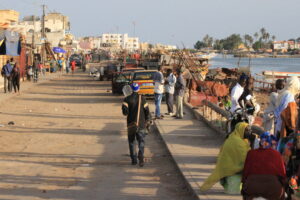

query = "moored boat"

[{"left": 262, "top": 71, "right": 300, "bottom": 79}]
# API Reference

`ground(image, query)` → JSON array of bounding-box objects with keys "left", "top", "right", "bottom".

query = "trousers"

[
  {"left": 4, "top": 76, "right": 12, "bottom": 93},
  {"left": 176, "top": 95, "right": 184, "bottom": 118},
  {"left": 165, "top": 93, "right": 174, "bottom": 114},
  {"left": 127, "top": 126, "right": 146, "bottom": 161}
]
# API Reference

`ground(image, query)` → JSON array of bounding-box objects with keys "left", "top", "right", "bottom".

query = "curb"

[{"left": 152, "top": 111, "right": 200, "bottom": 200}]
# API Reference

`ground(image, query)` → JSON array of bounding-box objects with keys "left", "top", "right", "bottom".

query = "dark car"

[
  {"left": 112, "top": 72, "right": 132, "bottom": 94},
  {"left": 70, "top": 54, "right": 82, "bottom": 67}
]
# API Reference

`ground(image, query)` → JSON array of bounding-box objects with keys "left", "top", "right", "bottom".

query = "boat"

[
  {"left": 195, "top": 52, "right": 217, "bottom": 60},
  {"left": 262, "top": 71, "right": 300, "bottom": 79}
]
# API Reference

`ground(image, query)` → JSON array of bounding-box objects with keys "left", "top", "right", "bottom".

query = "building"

[
  {"left": 0, "top": 10, "right": 19, "bottom": 24},
  {"left": 99, "top": 33, "right": 139, "bottom": 51},
  {"left": 273, "top": 40, "right": 300, "bottom": 51},
  {"left": 19, "top": 13, "right": 70, "bottom": 47}
]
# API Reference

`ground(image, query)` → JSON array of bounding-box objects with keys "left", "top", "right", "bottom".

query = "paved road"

[{"left": 0, "top": 73, "right": 194, "bottom": 200}]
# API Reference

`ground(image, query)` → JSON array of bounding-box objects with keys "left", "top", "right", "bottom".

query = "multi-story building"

[
  {"left": 273, "top": 41, "right": 300, "bottom": 51},
  {"left": 99, "top": 33, "right": 139, "bottom": 51},
  {"left": 19, "top": 13, "right": 70, "bottom": 47}
]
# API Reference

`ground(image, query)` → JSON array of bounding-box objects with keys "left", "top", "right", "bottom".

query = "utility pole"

[
  {"left": 32, "top": 15, "right": 36, "bottom": 61},
  {"left": 41, "top": 4, "right": 46, "bottom": 66}
]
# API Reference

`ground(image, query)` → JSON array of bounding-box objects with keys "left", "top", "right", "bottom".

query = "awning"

[{"left": 53, "top": 47, "right": 66, "bottom": 53}]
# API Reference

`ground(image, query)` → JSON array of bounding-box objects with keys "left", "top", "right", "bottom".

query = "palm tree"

[
  {"left": 254, "top": 32, "right": 259, "bottom": 41},
  {"left": 260, "top": 27, "right": 266, "bottom": 39}
]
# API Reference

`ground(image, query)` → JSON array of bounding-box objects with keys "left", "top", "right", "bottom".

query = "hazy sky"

[{"left": 1, "top": 0, "right": 300, "bottom": 47}]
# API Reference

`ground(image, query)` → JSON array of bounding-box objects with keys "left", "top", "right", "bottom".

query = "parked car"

[
  {"left": 112, "top": 72, "right": 132, "bottom": 94},
  {"left": 99, "top": 64, "right": 118, "bottom": 81},
  {"left": 132, "top": 70, "right": 157, "bottom": 96}
]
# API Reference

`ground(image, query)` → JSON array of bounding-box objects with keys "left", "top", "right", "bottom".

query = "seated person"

[
  {"left": 200, "top": 122, "right": 252, "bottom": 194},
  {"left": 242, "top": 132, "right": 286, "bottom": 200}
]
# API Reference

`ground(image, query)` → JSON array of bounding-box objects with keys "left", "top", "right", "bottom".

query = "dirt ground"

[{"left": 0, "top": 73, "right": 194, "bottom": 200}]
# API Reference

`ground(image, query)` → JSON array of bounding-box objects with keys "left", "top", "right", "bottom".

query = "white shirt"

[
  {"left": 154, "top": 72, "right": 165, "bottom": 94},
  {"left": 230, "top": 83, "right": 244, "bottom": 113},
  {"left": 165, "top": 73, "right": 177, "bottom": 94}
]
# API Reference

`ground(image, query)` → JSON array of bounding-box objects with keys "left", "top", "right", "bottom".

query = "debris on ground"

[{"left": 8, "top": 121, "right": 15, "bottom": 126}]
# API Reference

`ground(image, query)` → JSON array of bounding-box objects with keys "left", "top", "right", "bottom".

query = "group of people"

[
  {"left": 153, "top": 67, "right": 186, "bottom": 119},
  {"left": 200, "top": 75, "right": 300, "bottom": 199},
  {"left": 121, "top": 67, "right": 187, "bottom": 168},
  {"left": 57, "top": 57, "right": 76, "bottom": 75},
  {"left": 1, "top": 58, "right": 20, "bottom": 94}
]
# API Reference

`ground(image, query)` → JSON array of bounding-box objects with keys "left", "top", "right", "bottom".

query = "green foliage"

[
  {"left": 252, "top": 41, "right": 263, "bottom": 51},
  {"left": 194, "top": 41, "right": 207, "bottom": 49},
  {"left": 221, "top": 34, "right": 243, "bottom": 50}
]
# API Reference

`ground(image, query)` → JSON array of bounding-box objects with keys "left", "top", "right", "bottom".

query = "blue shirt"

[{"left": 2, "top": 64, "right": 13, "bottom": 77}]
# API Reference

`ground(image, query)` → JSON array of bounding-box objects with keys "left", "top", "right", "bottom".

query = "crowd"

[
  {"left": 153, "top": 67, "right": 186, "bottom": 120},
  {"left": 201, "top": 75, "right": 300, "bottom": 200}
]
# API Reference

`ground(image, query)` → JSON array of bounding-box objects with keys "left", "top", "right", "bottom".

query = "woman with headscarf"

[
  {"left": 242, "top": 132, "right": 286, "bottom": 200},
  {"left": 200, "top": 122, "right": 251, "bottom": 194},
  {"left": 274, "top": 76, "right": 300, "bottom": 138}
]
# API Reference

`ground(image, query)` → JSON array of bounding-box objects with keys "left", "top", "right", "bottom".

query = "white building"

[
  {"left": 99, "top": 33, "right": 139, "bottom": 51},
  {"left": 273, "top": 40, "right": 300, "bottom": 51},
  {"left": 19, "top": 13, "right": 70, "bottom": 47}
]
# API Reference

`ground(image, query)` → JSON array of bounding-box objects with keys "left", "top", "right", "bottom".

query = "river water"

[{"left": 210, "top": 55, "right": 300, "bottom": 75}]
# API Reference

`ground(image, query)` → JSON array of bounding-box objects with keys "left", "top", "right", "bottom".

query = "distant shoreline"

[{"left": 232, "top": 54, "right": 300, "bottom": 58}]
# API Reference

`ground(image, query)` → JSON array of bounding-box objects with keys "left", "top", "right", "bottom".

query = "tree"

[
  {"left": 222, "top": 34, "right": 243, "bottom": 50},
  {"left": 213, "top": 39, "right": 224, "bottom": 50},
  {"left": 272, "top": 35, "right": 276, "bottom": 41},
  {"left": 260, "top": 27, "right": 266, "bottom": 40},
  {"left": 194, "top": 41, "right": 207, "bottom": 49},
  {"left": 254, "top": 32, "right": 259, "bottom": 41},
  {"left": 203, "top": 34, "right": 213, "bottom": 47},
  {"left": 252, "top": 41, "right": 263, "bottom": 51},
  {"left": 244, "top": 34, "right": 254, "bottom": 49}
]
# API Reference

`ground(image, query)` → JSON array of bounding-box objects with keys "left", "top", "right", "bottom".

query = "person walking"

[
  {"left": 122, "top": 83, "right": 150, "bottom": 167},
  {"left": 33, "top": 57, "right": 39, "bottom": 83},
  {"left": 174, "top": 68, "right": 185, "bottom": 119},
  {"left": 153, "top": 67, "right": 164, "bottom": 119},
  {"left": 1, "top": 60, "right": 13, "bottom": 93},
  {"left": 71, "top": 60, "right": 76, "bottom": 75},
  {"left": 11, "top": 62, "right": 20, "bottom": 94},
  {"left": 164, "top": 68, "right": 176, "bottom": 116}
]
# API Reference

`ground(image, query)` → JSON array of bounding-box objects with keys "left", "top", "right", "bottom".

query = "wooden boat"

[{"left": 262, "top": 71, "right": 300, "bottom": 79}]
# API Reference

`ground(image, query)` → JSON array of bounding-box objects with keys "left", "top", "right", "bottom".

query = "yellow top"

[{"left": 200, "top": 122, "right": 250, "bottom": 192}]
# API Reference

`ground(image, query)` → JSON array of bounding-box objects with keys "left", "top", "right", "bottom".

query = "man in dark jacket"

[
  {"left": 1, "top": 60, "right": 13, "bottom": 93},
  {"left": 122, "top": 83, "right": 150, "bottom": 167}
]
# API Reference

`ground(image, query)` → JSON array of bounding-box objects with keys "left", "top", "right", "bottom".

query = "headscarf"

[
  {"left": 259, "top": 132, "right": 278, "bottom": 149},
  {"left": 277, "top": 76, "right": 300, "bottom": 107},
  {"left": 200, "top": 122, "right": 250, "bottom": 192},
  {"left": 275, "top": 77, "right": 300, "bottom": 134}
]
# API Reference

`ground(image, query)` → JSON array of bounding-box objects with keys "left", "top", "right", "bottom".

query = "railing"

[{"left": 201, "top": 100, "right": 265, "bottom": 136}]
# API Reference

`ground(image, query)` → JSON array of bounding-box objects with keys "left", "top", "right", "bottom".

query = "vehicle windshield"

[
  {"left": 115, "top": 73, "right": 131, "bottom": 82},
  {"left": 133, "top": 72, "right": 155, "bottom": 80}
]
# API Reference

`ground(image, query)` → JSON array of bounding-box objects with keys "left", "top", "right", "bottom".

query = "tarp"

[
  {"left": 53, "top": 47, "right": 66, "bottom": 54},
  {"left": 5, "top": 30, "right": 19, "bottom": 56}
]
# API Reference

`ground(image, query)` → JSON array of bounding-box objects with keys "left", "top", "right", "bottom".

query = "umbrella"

[{"left": 53, "top": 47, "right": 66, "bottom": 53}]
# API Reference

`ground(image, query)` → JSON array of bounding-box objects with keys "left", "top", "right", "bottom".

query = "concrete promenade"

[{"left": 151, "top": 104, "right": 242, "bottom": 200}]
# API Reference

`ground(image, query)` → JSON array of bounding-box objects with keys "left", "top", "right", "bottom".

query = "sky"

[{"left": 1, "top": 0, "right": 300, "bottom": 48}]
